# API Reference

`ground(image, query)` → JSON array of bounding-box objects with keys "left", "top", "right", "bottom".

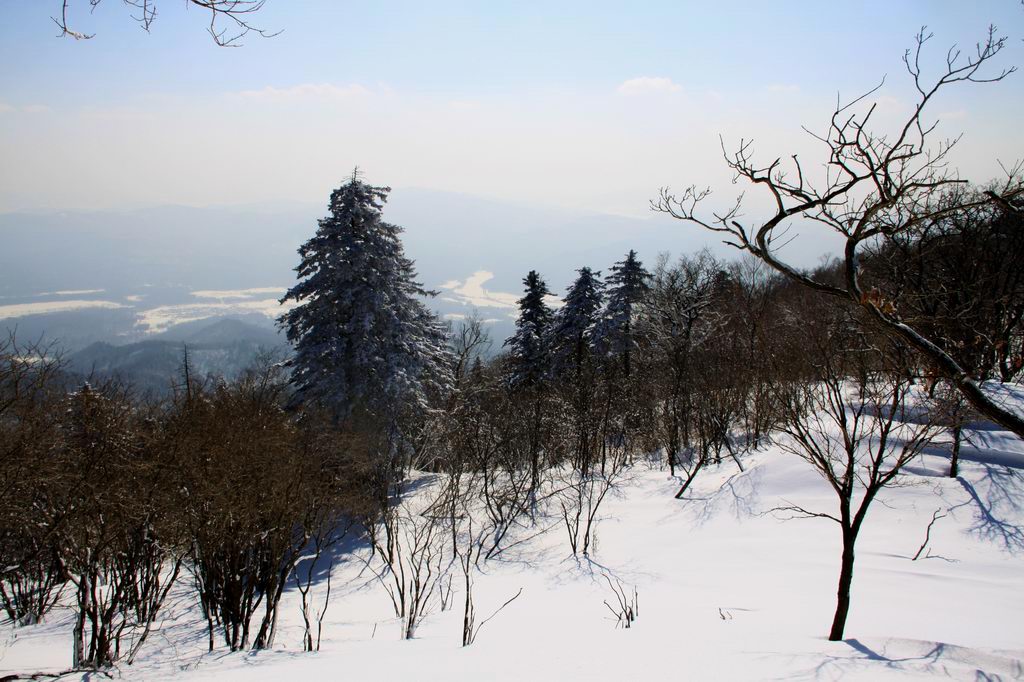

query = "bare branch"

[
  {"left": 655, "top": 27, "right": 1024, "bottom": 437},
  {"left": 52, "top": 0, "right": 279, "bottom": 45}
]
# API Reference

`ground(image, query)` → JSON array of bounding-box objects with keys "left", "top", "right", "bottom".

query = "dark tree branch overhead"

[
  {"left": 654, "top": 26, "right": 1024, "bottom": 438},
  {"left": 53, "top": 0, "right": 278, "bottom": 46}
]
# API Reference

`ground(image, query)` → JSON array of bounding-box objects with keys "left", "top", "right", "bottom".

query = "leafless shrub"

[
  {"left": 0, "top": 550, "right": 64, "bottom": 627},
  {"left": 433, "top": 456, "right": 523, "bottom": 647},
  {"left": 462, "top": 582, "right": 522, "bottom": 647},
  {"left": 0, "top": 334, "right": 67, "bottom": 627},
  {"left": 51, "top": 381, "right": 184, "bottom": 669},
  {"left": 442, "top": 357, "right": 537, "bottom": 559},
  {"left": 172, "top": 361, "right": 365, "bottom": 653},
  {"left": 293, "top": 515, "right": 350, "bottom": 655},
  {"left": 601, "top": 574, "right": 638, "bottom": 629},
  {"left": 366, "top": 487, "right": 448, "bottom": 640},
  {"left": 911, "top": 508, "right": 949, "bottom": 561},
  {"left": 555, "top": 462, "right": 624, "bottom": 557}
]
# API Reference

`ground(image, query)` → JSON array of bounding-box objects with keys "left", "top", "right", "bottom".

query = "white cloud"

[
  {"left": 136, "top": 298, "right": 295, "bottom": 334},
  {"left": 441, "top": 272, "right": 563, "bottom": 313},
  {"left": 440, "top": 271, "right": 520, "bottom": 309},
  {"left": 0, "top": 300, "right": 126, "bottom": 319},
  {"left": 616, "top": 76, "right": 681, "bottom": 96},
  {"left": 236, "top": 83, "right": 372, "bottom": 101},
  {"left": 38, "top": 288, "right": 106, "bottom": 296},
  {"left": 0, "top": 103, "right": 50, "bottom": 114},
  {"left": 191, "top": 287, "right": 287, "bottom": 300},
  {"left": 448, "top": 99, "right": 482, "bottom": 111},
  {"left": 872, "top": 95, "right": 906, "bottom": 114},
  {"left": 124, "top": 294, "right": 144, "bottom": 303},
  {"left": 445, "top": 312, "right": 504, "bottom": 324}
]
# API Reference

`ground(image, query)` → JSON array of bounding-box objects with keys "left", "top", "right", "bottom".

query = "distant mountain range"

[
  {"left": 1, "top": 188, "right": 841, "bottom": 382},
  {"left": 67, "top": 318, "right": 288, "bottom": 395},
  {"left": 153, "top": 317, "right": 285, "bottom": 347}
]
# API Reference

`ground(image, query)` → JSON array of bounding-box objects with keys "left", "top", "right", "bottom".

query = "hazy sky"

[{"left": 1, "top": 1, "right": 1023, "bottom": 217}]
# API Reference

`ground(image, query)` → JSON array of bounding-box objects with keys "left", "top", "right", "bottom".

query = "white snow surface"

[{"left": 3, "top": 415, "right": 1023, "bottom": 680}]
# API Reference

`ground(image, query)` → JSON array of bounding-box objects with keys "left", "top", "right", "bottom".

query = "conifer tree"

[
  {"left": 504, "top": 270, "right": 554, "bottom": 495},
  {"left": 549, "top": 267, "right": 604, "bottom": 378},
  {"left": 504, "top": 271, "right": 554, "bottom": 389},
  {"left": 594, "top": 250, "right": 651, "bottom": 376},
  {"left": 550, "top": 268, "right": 604, "bottom": 472},
  {"left": 279, "top": 173, "right": 453, "bottom": 420}
]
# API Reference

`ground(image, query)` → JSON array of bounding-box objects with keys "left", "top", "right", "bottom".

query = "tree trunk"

[
  {"left": 462, "top": 570, "right": 473, "bottom": 647},
  {"left": 673, "top": 451, "right": 705, "bottom": 500},
  {"left": 530, "top": 396, "right": 542, "bottom": 496},
  {"left": 828, "top": 531, "right": 856, "bottom": 641},
  {"left": 949, "top": 424, "right": 962, "bottom": 478},
  {"left": 73, "top": 601, "right": 85, "bottom": 669},
  {"left": 205, "top": 608, "right": 215, "bottom": 652}
]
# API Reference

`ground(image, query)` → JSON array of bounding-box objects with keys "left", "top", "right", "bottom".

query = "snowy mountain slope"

[{"left": 2, "top": 422, "right": 1022, "bottom": 681}]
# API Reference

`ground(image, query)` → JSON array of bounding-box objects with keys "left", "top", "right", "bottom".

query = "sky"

[{"left": 1, "top": 1, "right": 1023, "bottom": 218}]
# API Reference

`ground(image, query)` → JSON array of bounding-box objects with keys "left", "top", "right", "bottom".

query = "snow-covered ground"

[{"left": 3, "top": 420, "right": 1023, "bottom": 681}]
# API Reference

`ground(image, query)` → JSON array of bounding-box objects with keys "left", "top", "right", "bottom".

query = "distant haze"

[
  {"left": 2, "top": 2, "right": 1022, "bottom": 220},
  {"left": 0, "top": 188, "right": 843, "bottom": 351},
  {"left": 3, "top": 1, "right": 1021, "bottom": 350}
]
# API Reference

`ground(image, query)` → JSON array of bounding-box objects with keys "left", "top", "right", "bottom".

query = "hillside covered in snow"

[{"left": 3, "top": 405, "right": 1022, "bottom": 681}]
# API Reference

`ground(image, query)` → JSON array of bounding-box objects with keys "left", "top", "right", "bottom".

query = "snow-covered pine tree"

[
  {"left": 504, "top": 270, "right": 554, "bottom": 389},
  {"left": 549, "top": 267, "right": 604, "bottom": 378},
  {"left": 279, "top": 174, "right": 453, "bottom": 419},
  {"left": 549, "top": 267, "right": 604, "bottom": 473},
  {"left": 594, "top": 250, "right": 651, "bottom": 375},
  {"left": 503, "top": 270, "right": 555, "bottom": 497}
]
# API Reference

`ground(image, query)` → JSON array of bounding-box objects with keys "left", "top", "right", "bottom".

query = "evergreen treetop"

[
  {"left": 504, "top": 270, "right": 553, "bottom": 390},
  {"left": 594, "top": 250, "right": 652, "bottom": 371},
  {"left": 279, "top": 174, "right": 453, "bottom": 419},
  {"left": 549, "top": 267, "right": 604, "bottom": 377}
]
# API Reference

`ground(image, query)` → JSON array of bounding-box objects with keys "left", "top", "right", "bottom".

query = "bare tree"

[
  {"left": 723, "top": 255, "right": 787, "bottom": 445},
  {"left": 365, "top": 483, "right": 448, "bottom": 640},
  {"left": 654, "top": 27, "right": 1024, "bottom": 438},
  {"left": 863, "top": 189, "right": 1024, "bottom": 387},
  {"left": 293, "top": 517, "right": 352, "bottom": 653},
  {"left": 636, "top": 251, "right": 734, "bottom": 484},
  {"left": 51, "top": 381, "right": 184, "bottom": 670},
  {"left": 0, "top": 334, "right": 67, "bottom": 627},
  {"left": 449, "top": 313, "right": 492, "bottom": 390},
  {"left": 290, "top": 418, "right": 366, "bottom": 653},
  {"left": 555, "top": 457, "right": 626, "bottom": 557},
  {"left": 434, "top": 470, "right": 522, "bottom": 647},
  {"left": 769, "top": 299, "right": 941, "bottom": 641},
  {"left": 52, "top": 0, "right": 278, "bottom": 46},
  {"left": 170, "top": 362, "right": 340, "bottom": 653},
  {"left": 600, "top": 573, "right": 638, "bottom": 629},
  {"left": 931, "top": 384, "right": 973, "bottom": 478}
]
